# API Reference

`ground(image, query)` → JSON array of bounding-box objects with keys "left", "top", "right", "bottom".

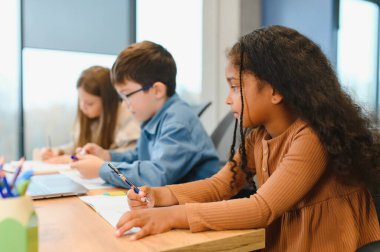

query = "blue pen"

[
  {"left": 0, "top": 161, "right": 5, "bottom": 197},
  {"left": 0, "top": 182, "right": 5, "bottom": 198},
  {"left": 0, "top": 160, "right": 12, "bottom": 197},
  {"left": 2, "top": 175, "right": 14, "bottom": 197},
  {"left": 71, "top": 149, "right": 87, "bottom": 161},
  {"left": 10, "top": 158, "right": 24, "bottom": 189},
  {"left": 107, "top": 163, "right": 150, "bottom": 203}
]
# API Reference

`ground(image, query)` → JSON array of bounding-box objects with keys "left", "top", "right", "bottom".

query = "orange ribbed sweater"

[{"left": 166, "top": 119, "right": 380, "bottom": 251}]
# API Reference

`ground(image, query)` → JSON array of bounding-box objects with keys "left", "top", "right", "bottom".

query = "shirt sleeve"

[
  {"left": 99, "top": 122, "right": 207, "bottom": 187},
  {"left": 110, "top": 149, "right": 138, "bottom": 163},
  {"left": 181, "top": 129, "right": 328, "bottom": 232}
]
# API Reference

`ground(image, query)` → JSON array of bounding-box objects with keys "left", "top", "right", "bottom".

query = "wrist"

[
  {"left": 154, "top": 187, "right": 179, "bottom": 207},
  {"left": 169, "top": 205, "right": 188, "bottom": 229}
]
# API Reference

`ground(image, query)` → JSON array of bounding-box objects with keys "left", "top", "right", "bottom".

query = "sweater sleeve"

[
  {"left": 181, "top": 129, "right": 328, "bottom": 232},
  {"left": 166, "top": 162, "right": 247, "bottom": 203}
]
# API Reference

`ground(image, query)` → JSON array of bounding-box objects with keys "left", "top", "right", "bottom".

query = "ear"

[
  {"left": 271, "top": 88, "right": 283, "bottom": 105},
  {"left": 152, "top": 82, "right": 167, "bottom": 99}
]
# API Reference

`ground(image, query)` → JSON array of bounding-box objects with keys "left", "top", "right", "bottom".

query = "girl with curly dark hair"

[{"left": 117, "top": 26, "right": 380, "bottom": 251}]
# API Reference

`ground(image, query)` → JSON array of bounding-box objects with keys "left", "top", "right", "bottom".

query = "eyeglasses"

[{"left": 117, "top": 83, "right": 154, "bottom": 103}]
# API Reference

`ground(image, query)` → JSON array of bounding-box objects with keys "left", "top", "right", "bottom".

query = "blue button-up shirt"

[{"left": 99, "top": 94, "right": 220, "bottom": 188}]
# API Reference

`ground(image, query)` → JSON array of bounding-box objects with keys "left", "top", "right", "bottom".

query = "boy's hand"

[
  {"left": 70, "top": 154, "right": 103, "bottom": 178},
  {"left": 127, "top": 186, "right": 155, "bottom": 209},
  {"left": 115, "top": 205, "right": 188, "bottom": 240},
  {"left": 78, "top": 143, "right": 111, "bottom": 161}
]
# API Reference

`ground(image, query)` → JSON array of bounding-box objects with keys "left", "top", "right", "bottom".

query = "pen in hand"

[
  {"left": 71, "top": 148, "right": 87, "bottom": 161},
  {"left": 107, "top": 163, "right": 151, "bottom": 203}
]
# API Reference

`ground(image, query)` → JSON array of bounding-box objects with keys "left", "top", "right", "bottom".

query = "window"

[
  {"left": 337, "top": 0, "right": 379, "bottom": 116},
  {"left": 0, "top": 0, "right": 20, "bottom": 160},
  {"left": 20, "top": 0, "right": 134, "bottom": 158},
  {"left": 23, "top": 48, "right": 115, "bottom": 158},
  {"left": 136, "top": 0, "right": 203, "bottom": 105}
]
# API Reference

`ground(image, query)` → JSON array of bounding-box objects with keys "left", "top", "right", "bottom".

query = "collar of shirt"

[{"left": 141, "top": 93, "right": 180, "bottom": 135}]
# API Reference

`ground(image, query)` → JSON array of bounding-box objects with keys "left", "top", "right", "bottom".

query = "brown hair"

[
  {"left": 111, "top": 41, "right": 177, "bottom": 96},
  {"left": 75, "top": 66, "right": 120, "bottom": 151}
]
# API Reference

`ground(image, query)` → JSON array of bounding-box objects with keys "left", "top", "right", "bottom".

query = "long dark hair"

[
  {"left": 75, "top": 66, "right": 120, "bottom": 152},
  {"left": 227, "top": 25, "right": 380, "bottom": 192}
]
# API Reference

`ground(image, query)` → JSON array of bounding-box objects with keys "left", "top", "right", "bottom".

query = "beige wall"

[{"left": 201, "top": 0, "right": 261, "bottom": 134}]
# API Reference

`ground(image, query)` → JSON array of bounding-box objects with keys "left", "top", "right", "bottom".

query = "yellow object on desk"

[{"left": 102, "top": 191, "right": 127, "bottom": 196}]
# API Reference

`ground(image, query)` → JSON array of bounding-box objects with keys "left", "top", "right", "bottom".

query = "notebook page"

[
  {"left": 60, "top": 170, "right": 114, "bottom": 190},
  {"left": 79, "top": 195, "right": 140, "bottom": 234}
]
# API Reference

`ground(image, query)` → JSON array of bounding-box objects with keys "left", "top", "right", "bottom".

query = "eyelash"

[{"left": 231, "top": 85, "right": 239, "bottom": 93}]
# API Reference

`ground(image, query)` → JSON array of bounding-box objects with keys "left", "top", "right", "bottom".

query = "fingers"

[
  {"left": 127, "top": 189, "right": 144, "bottom": 207},
  {"left": 46, "top": 155, "right": 71, "bottom": 164},
  {"left": 130, "top": 228, "right": 149, "bottom": 240},
  {"left": 41, "top": 148, "right": 55, "bottom": 160},
  {"left": 115, "top": 212, "right": 150, "bottom": 240},
  {"left": 115, "top": 212, "right": 140, "bottom": 237},
  {"left": 127, "top": 187, "right": 152, "bottom": 209},
  {"left": 81, "top": 143, "right": 101, "bottom": 155}
]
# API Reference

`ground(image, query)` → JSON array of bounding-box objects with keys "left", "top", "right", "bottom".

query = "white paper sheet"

[
  {"left": 3, "top": 161, "right": 71, "bottom": 173},
  {"left": 60, "top": 170, "right": 114, "bottom": 190},
  {"left": 79, "top": 195, "right": 140, "bottom": 234}
]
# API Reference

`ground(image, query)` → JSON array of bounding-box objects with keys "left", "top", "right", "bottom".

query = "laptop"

[{"left": 27, "top": 174, "right": 88, "bottom": 200}]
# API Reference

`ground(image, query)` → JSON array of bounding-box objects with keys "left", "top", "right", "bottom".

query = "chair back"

[
  {"left": 356, "top": 240, "right": 380, "bottom": 252},
  {"left": 211, "top": 113, "right": 239, "bottom": 165},
  {"left": 190, "top": 101, "right": 212, "bottom": 117}
]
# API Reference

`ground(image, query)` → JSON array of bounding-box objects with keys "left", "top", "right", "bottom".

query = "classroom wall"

[
  {"left": 201, "top": 0, "right": 261, "bottom": 134},
  {"left": 261, "top": 0, "right": 337, "bottom": 66}
]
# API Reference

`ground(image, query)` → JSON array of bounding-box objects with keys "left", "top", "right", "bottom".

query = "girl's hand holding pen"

[
  {"left": 77, "top": 143, "right": 111, "bottom": 161},
  {"left": 40, "top": 148, "right": 59, "bottom": 161},
  {"left": 70, "top": 154, "right": 103, "bottom": 179},
  {"left": 45, "top": 154, "right": 72, "bottom": 164},
  {"left": 127, "top": 186, "right": 155, "bottom": 209}
]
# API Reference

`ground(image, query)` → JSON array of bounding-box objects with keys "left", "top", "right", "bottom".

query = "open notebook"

[
  {"left": 79, "top": 195, "right": 140, "bottom": 234},
  {"left": 27, "top": 174, "right": 88, "bottom": 199}
]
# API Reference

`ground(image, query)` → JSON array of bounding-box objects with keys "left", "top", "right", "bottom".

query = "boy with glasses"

[{"left": 71, "top": 41, "right": 220, "bottom": 188}]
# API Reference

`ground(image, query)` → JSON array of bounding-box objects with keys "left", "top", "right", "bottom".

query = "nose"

[
  {"left": 225, "top": 95, "right": 232, "bottom": 105},
  {"left": 79, "top": 102, "right": 87, "bottom": 113}
]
